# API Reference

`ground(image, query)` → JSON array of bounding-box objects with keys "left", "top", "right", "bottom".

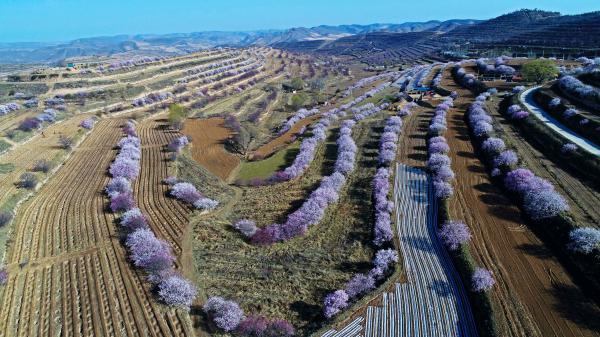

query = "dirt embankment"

[
  {"left": 182, "top": 117, "right": 240, "bottom": 181},
  {"left": 251, "top": 114, "right": 320, "bottom": 160}
]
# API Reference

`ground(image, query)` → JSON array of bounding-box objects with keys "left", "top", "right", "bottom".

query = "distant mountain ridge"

[
  {"left": 0, "top": 19, "right": 479, "bottom": 64},
  {"left": 276, "top": 9, "right": 600, "bottom": 64}
]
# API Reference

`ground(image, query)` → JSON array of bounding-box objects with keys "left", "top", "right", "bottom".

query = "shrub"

[
  {"left": 237, "top": 316, "right": 295, "bottom": 337},
  {"left": 0, "top": 212, "right": 12, "bottom": 227},
  {"left": 18, "top": 118, "right": 41, "bottom": 132},
  {"left": 167, "top": 136, "right": 189, "bottom": 153},
  {"left": 568, "top": 227, "right": 600, "bottom": 254},
  {"left": 193, "top": 197, "right": 219, "bottom": 210},
  {"left": 439, "top": 221, "right": 471, "bottom": 250},
  {"left": 263, "top": 319, "right": 295, "bottom": 337},
  {"left": 0, "top": 267, "right": 7, "bottom": 285},
  {"left": 158, "top": 275, "right": 197, "bottom": 310},
  {"left": 163, "top": 176, "right": 178, "bottom": 185},
  {"left": 203, "top": 296, "right": 245, "bottom": 332},
  {"left": 32, "top": 159, "right": 51, "bottom": 173},
  {"left": 233, "top": 219, "right": 257, "bottom": 237},
  {"left": 323, "top": 290, "right": 349, "bottom": 318},
  {"left": 58, "top": 135, "right": 73, "bottom": 150},
  {"left": 19, "top": 173, "right": 37, "bottom": 189},
  {"left": 79, "top": 118, "right": 95, "bottom": 129},
  {"left": 561, "top": 143, "right": 577, "bottom": 154},
  {"left": 472, "top": 268, "right": 495, "bottom": 292}
]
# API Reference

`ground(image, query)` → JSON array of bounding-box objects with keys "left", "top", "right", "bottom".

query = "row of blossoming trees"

[
  {"left": 465, "top": 91, "right": 600, "bottom": 292},
  {"left": 105, "top": 121, "right": 197, "bottom": 309},
  {"left": 321, "top": 100, "right": 421, "bottom": 319},
  {"left": 425, "top": 94, "right": 498, "bottom": 336}
]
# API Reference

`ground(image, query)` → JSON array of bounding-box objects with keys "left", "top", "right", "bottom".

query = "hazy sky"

[{"left": 0, "top": 0, "right": 598, "bottom": 43}]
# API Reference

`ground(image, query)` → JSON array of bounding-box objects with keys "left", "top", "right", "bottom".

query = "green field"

[{"left": 236, "top": 141, "right": 301, "bottom": 181}]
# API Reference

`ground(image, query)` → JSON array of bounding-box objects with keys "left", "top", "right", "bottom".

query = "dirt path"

[
  {"left": 0, "top": 119, "right": 195, "bottom": 337},
  {"left": 441, "top": 70, "right": 600, "bottom": 337}
]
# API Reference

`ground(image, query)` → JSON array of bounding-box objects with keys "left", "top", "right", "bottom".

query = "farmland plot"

[{"left": 0, "top": 119, "right": 194, "bottom": 337}]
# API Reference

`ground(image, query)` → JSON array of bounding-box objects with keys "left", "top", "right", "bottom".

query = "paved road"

[
  {"left": 320, "top": 164, "right": 477, "bottom": 337},
  {"left": 520, "top": 87, "right": 600, "bottom": 156}
]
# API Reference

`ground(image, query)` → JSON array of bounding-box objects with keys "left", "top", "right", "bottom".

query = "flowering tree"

[
  {"left": 126, "top": 228, "right": 174, "bottom": 273},
  {"left": 158, "top": 275, "right": 197, "bottom": 310},
  {"left": 167, "top": 136, "right": 190, "bottom": 153},
  {"left": 523, "top": 190, "right": 568, "bottom": 220},
  {"left": 237, "top": 316, "right": 295, "bottom": 337},
  {"left": 374, "top": 248, "right": 398, "bottom": 272},
  {"left": 373, "top": 168, "right": 393, "bottom": 245},
  {"left": 561, "top": 143, "right": 577, "bottom": 154},
  {"left": 110, "top": 192, "right": 135, "bottom": 213},
  {"left": 203, "top": 296, "right": 245, "bottom": 332},
  {"left": 120, "top": 208, "right": 149, "bottom": 230},
  {"left": 439, "top": 221, "right": 471, "bottom": 250},
  {"left": 79, "top": 118, "right": 95, "bottom": 129},
  {"left": 345, "top": 274, "right": 375, "bottom": 299},
  {"left": 193, "top": 197, "right": 219, "bottom": 210},
  {"left": 568, "top": 227, "right": 600, "bottom": 254},
  {"left": 481, "top": 137, "right": 505, "bottom": 155},
  {"left": 106, "top": 177, "right": 132, "bottom": 196},
  {"left": 233, "top": 219, "right": 257, "bottom": 237},
  {"left": 170, "top": 182, "right": 202, "bottom": 204},
  {"left": 109, "top": 158, "right": 140, "bottom": 180},
  {"left": 493, "top": 150, "right": 518, "bottom": 169},
  {"left": 472, "top": 268, "right": 495, "bottom": 292},
  {"left": 323, "top": 290, "right": 349, "bottom": 318}
]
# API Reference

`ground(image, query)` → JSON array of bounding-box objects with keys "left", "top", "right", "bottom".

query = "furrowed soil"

[
  {"left": 182, "top": 117, "right": 240, "bottom": 181},
  {"left": 440, "top": 68, "right": 600, "bottom": 337},
  {"left": 0, "top": 118, "right": 195, "bottom": 337}
]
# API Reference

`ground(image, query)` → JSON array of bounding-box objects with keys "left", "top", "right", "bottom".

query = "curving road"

[
  {"left": 321, "top": 164, "right": 476, "bottom": 337},
  {"left": 520, "top": 87, "right": 600, "bottom": 156}
]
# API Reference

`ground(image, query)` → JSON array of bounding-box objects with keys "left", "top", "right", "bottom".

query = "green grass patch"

[
  {"left": 0, "top": 139, "right": 11, "bottom": 154},
  {"left": 0, "top": 163, "right": 15, "bottom": 174},
  {"left": 236, "top": 140, "right": 300, "bottom": 181}
]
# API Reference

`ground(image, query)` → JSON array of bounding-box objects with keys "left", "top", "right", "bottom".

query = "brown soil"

[
  {"left": 0, "top": 119, "right": 194, "bottom": 336},
  {"left": 251, "top": 114, "right": 320, "bottom": 159},
  {"left": 0, "top": 113, "right": 91, "bottom": 206},
  {"left": 441, "top": 68, "right": 600, "bottom": 337},
  {"left": 182, "top": 117, "right": 240, "bottom": 181}
]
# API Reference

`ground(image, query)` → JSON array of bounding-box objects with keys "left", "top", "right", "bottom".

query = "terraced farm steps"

[
  {"left": 0, "top": 119, "right": 194, "bottom": 337},
  {"left": 320, "top": 164, "right": 476, "bottom": 337}
]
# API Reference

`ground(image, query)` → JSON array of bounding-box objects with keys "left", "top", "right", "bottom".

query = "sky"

[{"left": 0, "top": 0, "right": 598, "bottom": 43}]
